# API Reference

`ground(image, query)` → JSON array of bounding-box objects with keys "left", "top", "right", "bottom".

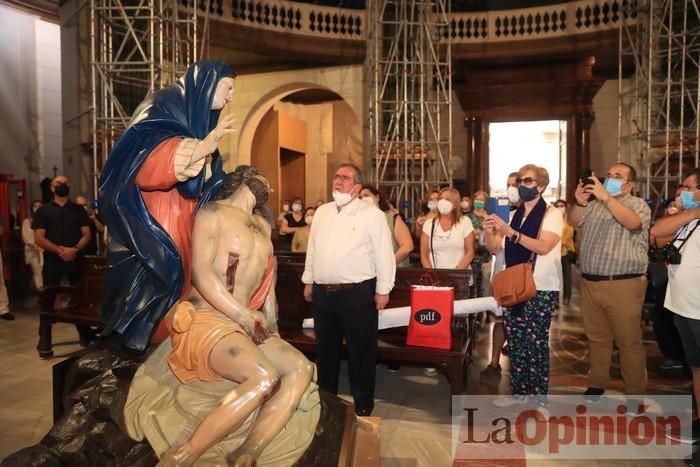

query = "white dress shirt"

[{"left": 302, "top": 198, "right": 396, "bottom": 295}]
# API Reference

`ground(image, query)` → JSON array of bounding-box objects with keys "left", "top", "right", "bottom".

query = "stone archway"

[
  {"left": 219, "top": 66, "right": 363, "bottom": 216},
  {"left": 218, "top": 65, "right": 364, "bottom": 170}
]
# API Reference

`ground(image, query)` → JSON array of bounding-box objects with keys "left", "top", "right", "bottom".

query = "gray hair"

[{"left": 338, "top": 163, "right": 363, "bottom": 184}]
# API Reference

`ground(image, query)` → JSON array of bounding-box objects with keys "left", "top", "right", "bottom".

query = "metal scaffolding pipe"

[{"left": 368, "top": 0, "right": 453, "bottom": 221}]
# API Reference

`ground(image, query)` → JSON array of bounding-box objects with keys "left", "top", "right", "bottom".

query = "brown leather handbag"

[
  {"left": 491, "top": 208, "right": 548, "bottom": 307},
  {"left": 491, "top": 258, "right": 536, "bottom": 307}
]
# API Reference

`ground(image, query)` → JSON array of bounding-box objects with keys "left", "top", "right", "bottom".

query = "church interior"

[{"left": 0, "top": 0, "right": 699, "bottom": 465}]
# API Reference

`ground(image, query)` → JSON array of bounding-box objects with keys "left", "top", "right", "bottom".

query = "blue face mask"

[
  {"left": 603, "top": 178, "right": 623, "bottom": 196},
  {"left": 518, "top": 185, "right": 540, "bottom": 202},
  {"left": 680, "top": 190, "right": 700, "bottom": 210}
]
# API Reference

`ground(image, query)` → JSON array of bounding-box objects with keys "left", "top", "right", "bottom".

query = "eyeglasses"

[
  {"left": 333, "top": 174, "right": 354, "bottom": 183},
  {"left": 515, "top": 176, "right": 536, "bottom": 185},
  {"left": 605, "top": 173, "right": 626, "bottom": 180}
]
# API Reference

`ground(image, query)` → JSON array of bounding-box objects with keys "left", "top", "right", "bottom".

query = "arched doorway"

[{"left": 243, "top": 87, "right": 362, "bottom": 220}]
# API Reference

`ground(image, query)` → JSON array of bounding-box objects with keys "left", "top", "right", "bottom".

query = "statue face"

[
  {"left": 211, "top": 77, "right": 235, "bottom": 110},
  {"left": 247, "top": 174, "right": 271, "bottom": 208}
]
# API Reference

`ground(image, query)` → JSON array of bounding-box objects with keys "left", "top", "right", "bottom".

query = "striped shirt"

[{"left": 579, "top": 194, "right": 650, "bottom": 275}]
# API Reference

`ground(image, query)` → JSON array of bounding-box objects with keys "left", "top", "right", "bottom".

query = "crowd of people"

[
  {"left": 2, "top": 162, "right": 700, "bottom": 435},
  {"left": 284, "top": 161, "right": 700, "bottom": 434}
]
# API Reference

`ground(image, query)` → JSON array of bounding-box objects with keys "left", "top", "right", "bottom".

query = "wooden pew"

[
  {"left": 275, "top": 257, "right": 476, "bottom": 396},
  {"left": 37, "top": 256, "right": 105, "bottom": 358}
]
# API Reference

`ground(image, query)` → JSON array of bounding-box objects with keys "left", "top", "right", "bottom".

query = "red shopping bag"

[{"left": 406, "top": 284, "right": 454, "bottom": 350}]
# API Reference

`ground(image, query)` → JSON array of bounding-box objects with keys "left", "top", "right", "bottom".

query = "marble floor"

[{"left": 0, "top": 272, "right": 694, "bottom": 467}]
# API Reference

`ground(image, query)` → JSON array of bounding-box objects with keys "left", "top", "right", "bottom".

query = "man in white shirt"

[
  {"left": 302, "top": 163, "right": 396, "bottom": 416},
  {"left": 650, "top": 168, "right": 700, "bottom": 445}
]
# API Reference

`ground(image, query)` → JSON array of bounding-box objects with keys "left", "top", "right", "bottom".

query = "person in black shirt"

[
  {"left": 279, "top": 196, "right": 306, "bottom": 249},
  {"left": 33, "top": 176, "right": 92, "bottom": 351}
]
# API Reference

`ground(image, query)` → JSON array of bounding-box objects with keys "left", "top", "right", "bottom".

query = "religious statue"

[
  {"left": 98, "top": 61, "right": 237, "bottom": 353},
  {"left": 124, "top": 166, "right": 320, "bottom": 467}
]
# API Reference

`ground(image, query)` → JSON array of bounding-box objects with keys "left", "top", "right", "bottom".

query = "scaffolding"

[
  {"left": 618, "top": 0, "right": 700, "bottom": 203},
  {"left": 367, "top": 0, "right": 453, "bottom": 219},
  {"left": 89, "top": 0, "right": 198, "bottom": 195}
]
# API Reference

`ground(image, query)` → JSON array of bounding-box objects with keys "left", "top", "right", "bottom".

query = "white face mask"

[
  {"left": 437, "top": 199, "right": 453, "bottom": 215},
  {"left": 427, "top": 200, "right": 438, "bottom": 210},
  {"left": 292, "top": 203, "right": 302, "bottom": 212},
  {"left": 282, "top": 204, "right": 290, "bottom": 212},
  {"left": 332, "top": 190, "right": 353, "bottom": 207},
  {"left": 361, "top": 196, "right": 376, "bottom": 206},
  {"left": 305, "top": 216, "right": 313, "bottom": 225},
  {"left": 507, "top": 186, "right": 520, "bottom": 205},
  {"left": 460, "top": 201, "right": 470, "bottom": 210}
]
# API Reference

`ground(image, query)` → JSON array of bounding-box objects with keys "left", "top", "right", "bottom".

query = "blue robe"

[{"left": 98, "top": 61, "right": 234, "bottom": 352}]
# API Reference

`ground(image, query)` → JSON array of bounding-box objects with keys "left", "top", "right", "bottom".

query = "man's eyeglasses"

[
  {"left": 605, "top": 173, "right": 625, "bottom": 180},
  {"left": 515, "top": 176, "right": 536, "bottom": 185},
  {"left": 333, "top": 174, "right": 354, "bottom": 183}
]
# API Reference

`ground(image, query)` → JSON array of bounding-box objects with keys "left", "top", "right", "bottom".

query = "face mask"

[
  {"left": 361, "top": 196, "right": 376, "bottom": 206},
  {"left": 473, "top": 200, "right": 485, "bottom": 210},
  {"left": 292, "top": 203, "right": 302, "bottom": 212},
  {"left": 518, "top": 185, "right": 539, "bottom": 202},
  {"left": 54, "top": 184, "right": 70, "bottom": 197},
  {"left": 305, "top": 216, "right": 313, "bottom": 225},
  {"left": 507, "top": 186, "right": 520, "bottom": 204},
  {"left": 460, "top": 201, "right": 470, "bottom": 210},
  {"left": 32, "top": 206, "right": 40, "bottom": 214},
  {"left": 282, "top": 204, "right": 290, "bottom": 212},
  {"left": 603, "top": 178, "right": 624, "bottom": 196},
  {"left": 332, "top": 190, "right": 352, "bottom": 207},
  {"left": 427, "top": 200, "right": 438, "bottom": 210},
  {"left": 437, "top": 199, "right": 453, "bottom": 215},
  {"left": 680, "top": 190, "right": 700, "bottom": 210}
]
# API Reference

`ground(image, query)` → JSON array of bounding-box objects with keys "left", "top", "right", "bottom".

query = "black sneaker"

[
  {"left": 583, "top": 387, "right": 605, "bottom": 404},
  {"left": 666, "top": 418, "right": 700, "bottom": 444},
  {"left": 0, "top": 312, "right": 15, "bottom": 321}
]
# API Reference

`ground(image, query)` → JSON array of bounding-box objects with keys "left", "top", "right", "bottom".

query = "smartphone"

[
  {"left": 487, "top": 197, "right": 510, "bottom": 223},
  {"left": 581, "top": 169, "right": 605, "bottom": 187}
]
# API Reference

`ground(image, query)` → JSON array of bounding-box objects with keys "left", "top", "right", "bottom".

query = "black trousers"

[
  {"left": 651, "top": 279, "right": 686, "bottom": 362},
  {"left": 312, "top": 278, "right": 377, "bottom": 412},
  {"left": 43, "top": 255, "right": 92, "bottom": 339},
  {"left": 43, "top": 254, "right": 81, "bottom": 287}
]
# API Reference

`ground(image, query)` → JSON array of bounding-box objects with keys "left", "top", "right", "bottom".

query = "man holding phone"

[{"left": 568, "top": 163, "right": 650, "bottom": 400}]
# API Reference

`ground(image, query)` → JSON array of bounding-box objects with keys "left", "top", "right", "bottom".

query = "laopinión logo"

[{"left": 451, "top": 395, "right": 692, "bottom": 461}]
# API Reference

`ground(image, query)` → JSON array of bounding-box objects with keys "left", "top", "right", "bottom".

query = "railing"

[
  {"left": 181, "top": 0, "right": 634, "bottom": 43},
  {"left": 182, "top": 0, "right": 365, "bottom": 39},
  {"left": 446, "top": 0, "right": 636, "bottom": 42}
]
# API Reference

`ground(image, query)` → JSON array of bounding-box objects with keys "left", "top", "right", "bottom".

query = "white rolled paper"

[{"left": 301, "top": 296, "right": 503, "bottom": 330}]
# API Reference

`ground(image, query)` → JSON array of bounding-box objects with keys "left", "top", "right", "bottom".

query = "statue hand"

[
  {"left": 243, "top": 311, "right": 270, "bottom": 345},
  {"left": 197, "top": 113, "right": 237, "bottom": 159}
]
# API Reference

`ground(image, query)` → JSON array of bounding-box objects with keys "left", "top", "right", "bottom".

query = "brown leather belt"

[
  {"left": 314, "top": 283, "right": 356, "bottom": 293},
  {"left": 581, "top": 273, "right": 643, "bottom": 282}
]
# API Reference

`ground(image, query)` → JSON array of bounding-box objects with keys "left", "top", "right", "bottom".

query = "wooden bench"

[
  {"left": 274, "top": 258, "right": 477, "bottom": 395},
  {"left": 37, "top": 255, "right": 105, "bottom": 358}
]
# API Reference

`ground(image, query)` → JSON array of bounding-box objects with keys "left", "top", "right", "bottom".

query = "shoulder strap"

[
  {"left": 430, "top": 217, "right": 437, "bottom": 267},
  {"left": 675, "top": 220, "right": 700, "bottom": 252}
]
